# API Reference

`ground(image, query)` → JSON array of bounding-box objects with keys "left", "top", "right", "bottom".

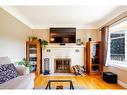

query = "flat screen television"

[{"left": 50, "top": 28, "right": 76, "bottom": 43}]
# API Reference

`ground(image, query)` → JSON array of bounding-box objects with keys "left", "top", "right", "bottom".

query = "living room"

[{"left": 0, "top": 0, "right": 127, "bottom": 95}]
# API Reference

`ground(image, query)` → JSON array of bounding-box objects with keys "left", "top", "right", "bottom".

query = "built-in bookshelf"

[
  {"left": 26, "top": 41, "right": 41, "bottom": 75},
  {"left": 86, "top": 41, "right": 102, "bottom": 75}
]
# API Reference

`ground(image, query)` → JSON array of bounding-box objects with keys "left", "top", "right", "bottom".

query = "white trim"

[
  {"left": 109, "top": 63, "right": 127, "bottom": 71},
  {"left": 118, "top": 80, "right": 127, "bottom": 88},
  {"left": 109, "top": 16, "right": 127, "bottom": 29},
  {"left": 31, "top": 25, "right": 98, "bottom": 29}
]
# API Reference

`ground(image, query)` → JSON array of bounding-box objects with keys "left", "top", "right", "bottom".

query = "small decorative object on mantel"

[{"left": 76, "top": 39, "right": 82, "bottom": 45}]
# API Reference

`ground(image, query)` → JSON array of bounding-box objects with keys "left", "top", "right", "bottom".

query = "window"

[
  {"left": 110, "top": 30, "right": 125, "bottom": 62},
  {"left": 107, "top": 17, "right": 127, "bottom": 70}
]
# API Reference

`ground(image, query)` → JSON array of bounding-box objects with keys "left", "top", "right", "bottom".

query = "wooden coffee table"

[{"left": 45, "top": 80, "right": 74, "bottom": 90}]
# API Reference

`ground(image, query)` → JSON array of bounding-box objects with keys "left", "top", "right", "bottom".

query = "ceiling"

[{"left": 1, "top": 6, "right": 127, "bottom": 29}]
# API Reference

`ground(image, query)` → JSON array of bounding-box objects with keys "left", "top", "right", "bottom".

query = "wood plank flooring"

[{"left": 34, "top": 75, "right": 125, "bottom": 89}]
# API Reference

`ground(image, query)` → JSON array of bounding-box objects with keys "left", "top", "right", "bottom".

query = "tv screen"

[{"left": 50, "top": 28, "right": 76, "bottom": 43}]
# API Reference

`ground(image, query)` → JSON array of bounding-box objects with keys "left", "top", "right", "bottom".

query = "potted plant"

[
  {"left": 28, "top": 36, "right": 38, "bottom": 42},
  {"left": 16, "top": 58, "right": 33, "bottom": 72},
  {"left": 41, "top": 39, "right": 48, "bottom": 49}
]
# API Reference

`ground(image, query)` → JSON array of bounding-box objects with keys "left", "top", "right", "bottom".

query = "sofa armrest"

[{"left": 16, "top": 66, "right": 30, "bottom": 75}]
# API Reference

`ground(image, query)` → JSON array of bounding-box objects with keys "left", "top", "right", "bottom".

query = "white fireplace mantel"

[
  {"left": 45, "top": 43, "right": 85, "bottom": 48},
  {"left": 42, "top": 44, "right": 85, "bottom": 74}
]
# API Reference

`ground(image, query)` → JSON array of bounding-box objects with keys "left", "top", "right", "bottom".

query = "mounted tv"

[{"left": 50, "top": 28, "right": 76, "bottom": 43}]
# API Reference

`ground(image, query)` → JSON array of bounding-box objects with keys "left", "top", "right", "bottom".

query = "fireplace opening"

[{"left": 54, "top": 58, "right": 71, "bottom": 73}]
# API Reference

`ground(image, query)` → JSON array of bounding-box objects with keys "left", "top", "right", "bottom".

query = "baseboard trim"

[{"left": 118, "top": 80, "right": 127, "bottom": 88}]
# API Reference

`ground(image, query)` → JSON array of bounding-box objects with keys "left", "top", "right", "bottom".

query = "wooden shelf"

[
  {"left": 26, "top": 41, "right": 42, "bottom": 76},
  {"left": 92, "top": 64, "right": 99, "bottom": 66},
  {"left": 86, "top": 41, "right": 102, "bottom": 75},
  {"left": 91, "top": 70, "right": 99, "bottom": 73}
]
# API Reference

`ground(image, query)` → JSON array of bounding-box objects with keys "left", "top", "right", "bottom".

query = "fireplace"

[{"left": 54, "top": 58, "right": 71, "bottom": 73}]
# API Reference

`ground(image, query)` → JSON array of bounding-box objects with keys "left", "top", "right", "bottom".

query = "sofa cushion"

[
  {"left": 0, "top": 57, "right": 11, "bottom": 65},
  {"left": 0, "top": 73, "right": 35, "bottom": 89},
  {"left": 0, "top": 64, "right": 19, "bottom": 84}
]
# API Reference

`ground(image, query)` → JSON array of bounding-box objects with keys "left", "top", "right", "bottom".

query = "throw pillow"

[{"left": 0, "top": 64, "right": 19, "bottom": 84}]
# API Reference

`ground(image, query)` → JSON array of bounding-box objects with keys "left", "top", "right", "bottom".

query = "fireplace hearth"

[{"left": 54, "top": 58, "right": 71, "bottom": 73}]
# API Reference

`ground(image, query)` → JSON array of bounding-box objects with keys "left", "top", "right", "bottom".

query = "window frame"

[{"left": 107, "top": 19, "right": 127, "bottom": 70}]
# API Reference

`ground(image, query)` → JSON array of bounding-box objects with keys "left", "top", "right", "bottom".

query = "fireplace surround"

[{"left": 42, "top": 44, "right": 84, "bottom": 74}]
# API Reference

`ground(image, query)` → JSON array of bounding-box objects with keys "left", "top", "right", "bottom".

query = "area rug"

[{"left": 35, "top": 76, "right": 87, "bottom": 90}]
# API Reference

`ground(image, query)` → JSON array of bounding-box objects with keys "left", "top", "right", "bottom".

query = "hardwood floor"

[{"left": 34, "top": 74, "right": 125, "bottom": 89}]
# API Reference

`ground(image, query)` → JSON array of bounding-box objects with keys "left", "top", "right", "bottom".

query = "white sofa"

[{"left": 0, "top": 57, "right": 35, "bottom": 89}]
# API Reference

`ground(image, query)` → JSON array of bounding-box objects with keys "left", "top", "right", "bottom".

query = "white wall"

[{"left": 0, "top": 8, "right": 31, "bottom": 62}]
